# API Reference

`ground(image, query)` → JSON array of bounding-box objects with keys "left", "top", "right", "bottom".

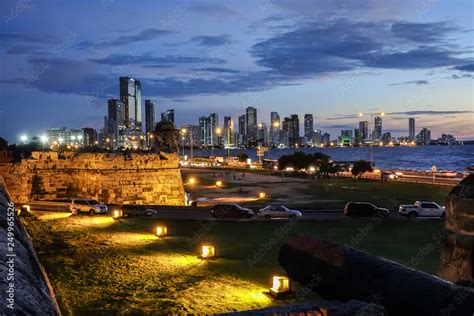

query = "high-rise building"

[
  {"left": 354, "top": 128, "right": 361, "bottom": 145},
  {"left": 209, "top": 113, "right": 219, "bottom": 146},
  {"left": 409, "top": 118, "right": 415, "bottom": 141},
  {"left": 238, "top": 114, "right": 246, "bottom": 147},
  {"left": 119, "top": 77, "right": 142, "bottom": 130},
  {"left": 312, "top": 129, "right": 322, "bottom": 146},
  {"left": 47, "top": 128, "right": 84, "bottom": 146},
  {"left": 257, "top": 123, "right": 267, "bottom": 145},
  {"left": 161, "top": 109, "right": 175, "bottom": 123},
  {"left": 107, "top": 99, "right": 125, "bottom": 127},
  {"left": 245, "top": 106, "right": 257, "bottom": 146},
  {"left": 145, "top": 100, "right": 155, "bottom": 147},
  {"left": 304, "top": 114, "right": 313, "bottom": 145},
  {"left": 199, "top": 116, "right": 211, "bottom": 146},
  {"left": 322, "top": 132, "right": 330, "bottom": 146},
  {"left": 374, "top": 116, "right": 382, "bottom": 141},
  {"left": 339, "top": 130, "right": 353, "bottom": 146},
  {"left": 82, "top": 128, "right": 98, "bottom": 147},
  {"left": 416, "top": 128, "right": 431, "bottom": 145},
  {"left": 223, "top": 116, "right": 234, "bottom": 147},
  {"left": 281, "top": 117, "right": 291, "bottom": 147},
  {"left": 359, "top": 121, "right": 369, "bottom": 142},
  {"left": 270, "top": 112, "right": 280, "bottom": 146},
  {"left": 290, "top": 114, "right": 300, "bottom": 146}
]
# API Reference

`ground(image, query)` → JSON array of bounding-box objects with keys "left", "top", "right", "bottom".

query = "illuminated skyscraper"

[
  {"left": 374, "top": 116, "right": 382, "bottom": 141},
  {"left": 409, "top": 118, "right": 415, "bottom": 141},
  {"left": 246, "top": 106, "right": 257, "bottom": 146},
  {"left": 119, "top": 77, "right": 142, "bottom": 130},
  {"left": 304, "top": 114, "right": 313, "bottom": 145}
]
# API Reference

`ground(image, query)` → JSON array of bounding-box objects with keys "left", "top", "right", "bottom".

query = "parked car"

[
  {"left": 69, "top": 198, "right": 108, "bottom": 215},
  {"left": 257, "top": 205, "right": 302, "bottom": 220},
  {"left": 399, "top": 201, "right": 445, "bottom": 218},
  {"left": 344, "top": 202, "right": 390, "bottom": 218},
  {"left": 210, "top": 203, "right": 253, "bottom": 219},
  {"left": 121, "top": 205, "right": 158, "bottom": 217},
  {"left": 381, "top": 172, "right": 398, "bottom": 181}
]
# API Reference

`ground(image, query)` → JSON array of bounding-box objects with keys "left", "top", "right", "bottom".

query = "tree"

[
  {"left": 351, "top": 160, "right": 373, "bottom": 178},
  {"left": 237, "top": 152, "right": 249, "bottom": 162}
]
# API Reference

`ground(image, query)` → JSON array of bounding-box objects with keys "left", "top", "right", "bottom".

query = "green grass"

[
  {"left": 23, "top": 212, "right": 444, "bottom": 315},
  {"left": 301, "top": 178, "right": 452, "bottom": 210}
]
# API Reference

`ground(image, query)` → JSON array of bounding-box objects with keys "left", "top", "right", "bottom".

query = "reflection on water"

[{"left": 192, "top": 145, "right": 474, "bottom": 172}]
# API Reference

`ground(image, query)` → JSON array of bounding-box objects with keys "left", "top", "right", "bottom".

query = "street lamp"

[
  {"left": 181, "top": 128, "right": 187, "bottom": 159},
  {"left": 358, "top": 111, "right": 385, "bottom": 166},
  {"left": 20, "top": 134, "right": 28, "bottom": 144}
]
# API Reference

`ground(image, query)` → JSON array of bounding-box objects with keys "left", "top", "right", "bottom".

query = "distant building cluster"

[{"left": 21, "top": 76, "right": 460, "bottom": 150}]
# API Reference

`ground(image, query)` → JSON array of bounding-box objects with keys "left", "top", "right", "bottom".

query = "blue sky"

[{"left": 0, "top": 0, "right": 473, "bottom": 143}]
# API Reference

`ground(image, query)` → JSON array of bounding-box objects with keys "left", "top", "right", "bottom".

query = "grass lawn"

[
  {"left": 301, "top": 178, "right": 452, "bottom": 210},
  {"left": 24, "top": 212, "right": 444, "bottom": 315}
]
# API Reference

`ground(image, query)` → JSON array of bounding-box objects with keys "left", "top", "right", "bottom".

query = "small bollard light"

[
  {"left": 188, "top": 177, "right": 196, "bottom": 185},
  {"left": 22, "top": 205, "right": 31, "bottom": 213},
  {"left": 201, "top": 245, "right": 215, "bottom": 258},
  {"left": 259, "top": 192, "right": 266, "bottom": 199},
  {"left": 270, "top": 276, "right": 291, "bottom": 297},
  {"left": 155, "top": 226, "right": 168, "bottom": 237},
  {"left": 112, "top": 210, "right": 122, "bottom": 220},
  {"left": 215, "top": 180, "right": 223, "bottom": 187}
]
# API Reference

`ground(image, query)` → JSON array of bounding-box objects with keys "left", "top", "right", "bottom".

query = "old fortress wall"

[{"left": 0, "top": 151, "right": 186, "bottom": 205}]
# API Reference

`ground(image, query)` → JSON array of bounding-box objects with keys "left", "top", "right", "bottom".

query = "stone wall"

[
  {"left": 0, "top": 151, "right": 185, "bottom": 205},
  {"left": 0, "top": 177, "right": 61, "bottom": 315}
]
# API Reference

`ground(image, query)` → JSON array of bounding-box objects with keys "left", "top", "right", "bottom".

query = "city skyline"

[{"left": 0, "top": 0, "right": 473, "bottom": 143}]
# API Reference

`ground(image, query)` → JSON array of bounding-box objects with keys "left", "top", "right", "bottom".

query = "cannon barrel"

[{"left": 279, "top": 235, "right": 474, "bottom": 316}]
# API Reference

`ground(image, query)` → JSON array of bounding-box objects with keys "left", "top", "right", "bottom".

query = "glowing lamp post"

[
  {"left": 200, "top": 245, "right": 215, "bottom": 259},
  {"left": 188, "top": 177, "right": 196, "bottom": 185},
  {"left": 112, "top": 210, "right": 122, "bottom": 220},
  {"left": 270, "top": 276, "right": 291, "bottom": 297},
  {"left": 155, "top": 226, "right": 168, "bottom": 237}
]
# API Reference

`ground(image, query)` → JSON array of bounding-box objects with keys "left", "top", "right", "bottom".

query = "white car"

[
  {"left": 399, "top": 201, "right": 445, "bottom": 218},
  {"left": 69, "top": 198, "right": 108, "bottom": 215},
  {"left": 258, "top": 205, "right": 302, "bottom": 220}
]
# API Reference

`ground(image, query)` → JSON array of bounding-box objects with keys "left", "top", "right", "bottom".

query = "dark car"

[
  {"left": 210, "top": 203, "right": 254, "bottom": 219},
  {"left": 381, "top": 172, "right": 398, "bottom": 181},
  {"left": 121, "top": 205, "right": 158, "bottom": 217},
  {"left": 344, "top": 202, "right": 389, "bottom": 218}
]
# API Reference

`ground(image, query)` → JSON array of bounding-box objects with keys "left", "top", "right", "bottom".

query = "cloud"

[
  {"left": 388, "top": 80, "right": 429, "bottom": 86},
  {"left": 390, "top": 21, "right": 457, "bottom": 43},
  {"left": 190, "top": 34, "right": 231, "bottom": 46},
  {"left": 250, "top": 19, "right": 471, "bottom": 77},
  {"left": 197, "top": 67, "right": 240, "bottom": 73},
  {"left": 189, "top": 4, "right": 237, "bottom": 17},
  {"left": 388, "top": 110, "right": 473, "bottom": 116},
  {"left": 453, "top": 63, "right": 474, "bottom": 72},
  {"left": 0, "top": 32, "right": 57, "bottom": 45},
  {"left": 89, "top": 53, "right": 225, "bottom": 66},
  {"left": 76, "top": 28, "right": 171, "bottom": 50}
]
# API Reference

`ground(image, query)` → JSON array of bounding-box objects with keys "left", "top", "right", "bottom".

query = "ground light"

[
  {"left": 215, "top": 180, "right": 223, "bottom": 187},
  {"left": 155, "top": 226, "right": 168, "bottom": 237},
  {"left": 112, "top": 210, "right": 122, "bottom": 220},
  {"left": 188, "top": 177, "right": 196, "bottom": 185},
  {"left": 22, "top": 205, "right": 31, "bottom": 212},
  {"left": 200, "top": 245, "right": 215, "bottom": 258},
  {"left": 269, "top": 276, "right": 291, "bottom": 298},
  {"left": 259, "top": 192, "right": 267, "bottom": 199}
]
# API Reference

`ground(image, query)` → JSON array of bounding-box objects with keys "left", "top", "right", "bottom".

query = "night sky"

[{"left": 0, "top": 0, "right": 473, "bottom": 143}]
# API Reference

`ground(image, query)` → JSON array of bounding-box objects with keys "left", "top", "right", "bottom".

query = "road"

[{"left": 25, "top": 201, "right": 442, "bottom": 221}]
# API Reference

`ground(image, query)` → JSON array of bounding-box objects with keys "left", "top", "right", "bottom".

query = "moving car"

[
  {"left": 344, "top": 202, "right": 390, "bottom": 218},
  {"left": 69, "top": 198, "right": 108, "bottom": 215},
  {"left": 381, "top": 172, "right": 398, "bottom": 181},
  {"left": 121, "top": 205, "right": 158, "bottom": 217},
  {"left": 257, "top": 205, "right": 302, "bottom": 220},
  {"left": 210, "top": 203, "right": 253, "bottom": 219},
  {"left": 399, "top": 201, "right": 445, "bottom": 218}
]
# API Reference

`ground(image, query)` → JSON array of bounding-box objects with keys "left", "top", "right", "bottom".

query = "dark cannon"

[{"left": 279, "top": 235, "right": 474, "bottom": 316}]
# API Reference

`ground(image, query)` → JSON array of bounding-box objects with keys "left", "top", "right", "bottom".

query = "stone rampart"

[{"left": 0, "top": 152, "right": 185, "bottom": 205}]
